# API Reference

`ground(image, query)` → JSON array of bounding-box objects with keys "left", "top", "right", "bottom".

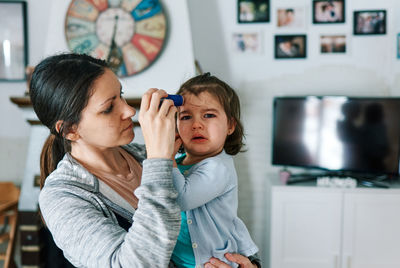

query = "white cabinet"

[{"left": 270, "top": 186, "right": 400, "bottom": 268}]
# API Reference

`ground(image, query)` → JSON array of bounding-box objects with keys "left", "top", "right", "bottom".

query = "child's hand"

[
  {"left": 172, "top": 133, "right": 182, "bottom": 167},
  {"left": 174, "top": 133, "right": 182, "bottom": 155}
]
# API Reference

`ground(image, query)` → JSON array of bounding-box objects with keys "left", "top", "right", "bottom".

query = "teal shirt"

[{"left": 171, "top": 155, "right": 196, "bottom": 268}]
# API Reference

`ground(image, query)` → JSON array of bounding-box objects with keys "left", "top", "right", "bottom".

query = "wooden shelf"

[{"left": 10, "top": 96, "right": 142, "bottom": 108}]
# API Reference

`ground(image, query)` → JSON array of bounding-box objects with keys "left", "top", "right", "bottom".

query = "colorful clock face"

[{"left": 65, "top": 0, "right": 167, "bottom": 77}]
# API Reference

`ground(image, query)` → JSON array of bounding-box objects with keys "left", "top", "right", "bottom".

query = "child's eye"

[
  {"left": 204, "top": 113, "right": 216, "bottom": 118},
  {"left": 102, "top": 104, "right": 114, "bottom": 114},
  {"left": 180, "top": 115, "right": 191, "bottom": 120}
]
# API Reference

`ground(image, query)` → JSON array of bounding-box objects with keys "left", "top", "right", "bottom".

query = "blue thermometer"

[{"left": 161, "top": 94, "right": 184, "bottom": 106}]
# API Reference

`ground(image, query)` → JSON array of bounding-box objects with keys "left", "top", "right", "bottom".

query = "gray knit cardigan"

[{"left": 39, "top": 143, "right": 181, "bottom": 268}]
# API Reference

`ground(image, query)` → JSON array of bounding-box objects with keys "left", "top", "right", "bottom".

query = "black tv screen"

[{"left": 272, "top": 96, "right": 400, "bottom": 175}]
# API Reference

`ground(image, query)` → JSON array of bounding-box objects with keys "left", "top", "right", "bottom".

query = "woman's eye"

[
  {"left": 204, "top": 113, "right": 216, "bottom": 118},
  {"left": 103, "top": 104, "right": 113, "bottom": 114}
]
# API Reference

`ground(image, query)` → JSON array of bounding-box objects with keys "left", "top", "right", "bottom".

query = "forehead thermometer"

[{"left": 161, "top": 94, "right": 184, "bottom": 106}]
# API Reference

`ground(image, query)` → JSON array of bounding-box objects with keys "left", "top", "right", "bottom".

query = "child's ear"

[{"left": 227, "top": 119, "right": 237, "bottom": 135}]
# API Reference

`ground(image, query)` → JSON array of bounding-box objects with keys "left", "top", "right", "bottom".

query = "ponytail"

[{"left": 39, "top": 134, "right": 66, "bottom": 188}]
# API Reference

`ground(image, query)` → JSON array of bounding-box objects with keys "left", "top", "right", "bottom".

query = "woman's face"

[{"left": 72, "top": 69, "right": 136, "bottom": 150}]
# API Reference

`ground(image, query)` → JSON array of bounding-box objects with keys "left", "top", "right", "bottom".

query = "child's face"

[{"left": 177, "top": 91, "right": 235, "bottom": 163}]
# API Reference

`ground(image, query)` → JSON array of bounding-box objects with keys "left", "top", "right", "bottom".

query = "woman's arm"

[{"left": 39, "top": 158, "right": 181, "bottom": 268}]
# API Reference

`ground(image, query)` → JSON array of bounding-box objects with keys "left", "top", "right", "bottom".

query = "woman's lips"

[{"left": 123, "top": 122, "right": 134, "bottom": 131}]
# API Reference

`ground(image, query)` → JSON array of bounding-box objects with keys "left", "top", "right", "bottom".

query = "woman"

[{"left": 30, "top": 53, "right": 259, "bottom": 267}]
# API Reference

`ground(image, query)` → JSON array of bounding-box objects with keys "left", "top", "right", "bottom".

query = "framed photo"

[
  {"left": 277, "top": 7, "right": 306, "bottom": 29},
  {"left": 0, "top": 1, "right": 28, "bottom": 81},
  {"left": 238, "top": 0, "right": 270, "bottom": 23},
  {"left": 232, "top": 32, "right": 262, "bottom": 54},
  {"left": 354, "top": 10, "right": 386, "bottom": 35},
  {"left": 313, "top": 0, "right": 345, "bottom": 24},
  {"left": 397, "top": 34, "right": 400, "bottom": 59},
  {"left": 320, "top": 35, "right": 346, "bottom": 54},
  {"left": 275, "top": 35, "right": 306, "bottom": 59}
]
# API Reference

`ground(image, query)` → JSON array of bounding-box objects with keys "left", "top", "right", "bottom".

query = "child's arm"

[{"left": 172, "top": 159, "right": 234, "bottom": 211}]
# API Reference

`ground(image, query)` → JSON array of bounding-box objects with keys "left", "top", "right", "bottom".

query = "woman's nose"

[{"left": 122, "top": 101, "right": 136, "bottom": 119}]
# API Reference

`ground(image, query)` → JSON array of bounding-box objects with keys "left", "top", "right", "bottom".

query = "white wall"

[
  {"left": 0, "top": 0, "right": 195, "bottom": 183},
  {"left": 187, "top": 0, "right": 400, "bottom": 266}
]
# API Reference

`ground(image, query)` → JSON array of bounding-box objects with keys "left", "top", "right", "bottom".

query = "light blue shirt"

[{"left": 172, "top": 151, "right": 258, "bottom": 267}]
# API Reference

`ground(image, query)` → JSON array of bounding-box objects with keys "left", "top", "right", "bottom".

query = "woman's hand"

[
  {"left": 139, "top": 88, "right": 178, "bottom": 159},
  {"left": 204, "top": 253, "right": 258, "bottom": 268}
]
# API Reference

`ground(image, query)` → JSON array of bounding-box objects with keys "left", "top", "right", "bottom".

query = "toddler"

[{"left": 171, "top": 73, "right": 259, "bottom": 267}]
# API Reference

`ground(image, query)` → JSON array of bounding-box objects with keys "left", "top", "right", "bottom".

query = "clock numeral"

[
  {"left": 89, "top": 0, "right": 108, "bottom": 11},
  {"left": 122, "top": 44, "right": 149, "bottom": 75},
  {"left": 135, "top": 14, "right": 166, "bottom": 39},
  {"left": 131, "top": 0, "right": 161, "bottom": 21},
  {"left": 69, "top": 34, "right": 99, "bottom": 54},
  {"left": 121, "top": 0, "right": 141, "bottom": 12},
  {"left": 69, "top": 0, "right": 99, "bottom": 21},
  {"left": 132, "top": 34, "right": 162, "bottom": 61},
  {"left": 66, "top": 17, "right": 96, "bottom": 39}
]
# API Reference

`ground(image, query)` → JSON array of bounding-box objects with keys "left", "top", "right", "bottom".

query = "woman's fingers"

[
  {"left": 205, "top": 254, "right": 257, "bottom": 268},
  {"left": 149, "top": 89, "right": 168, "bottom": 112},
  {"left": 139, "top": 88, "right": 157, "bottom": 112},
  {"left": 205, "top": 258, "right": 231, "bottom": 268},
  {"left": 139, "top": 88, "right": 178, "bottom": 159},
  {"left": 225, "top": 253, "right": 257, "bottom": 268}
]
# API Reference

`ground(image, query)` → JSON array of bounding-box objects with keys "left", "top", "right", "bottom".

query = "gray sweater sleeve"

[{"left": 39, "top": 159, "right": 181, "bottom": 268}]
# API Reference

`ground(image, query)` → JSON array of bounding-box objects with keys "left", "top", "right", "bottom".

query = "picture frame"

[
  {"left": 397, "top": 34, "right": 400, "bottom": 59},
  {"left": 312, "top": 0, "right": 345, "bottom": 24},
  {"left": 0, "top": 1, "right": 28, "bottom": 81},
  {"left": 275, "top": 35, "right": 306, "bottom": 59},
  {"left": 320, "top": 35, "right": 346, "bottom": 54},
  {"left": 354, "top": 10, "right": 386, "bottom": 35},
  {"left": 277, "top": 7, "right": 306, "bottom": 30},
  {"left": 232, "top": 32, "right": 262, "bottom": 54},
  {"left": 238, "top": 0, "right": 270, "bottom": 23}
]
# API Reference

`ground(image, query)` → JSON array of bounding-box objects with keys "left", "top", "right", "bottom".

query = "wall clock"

[{"left": 65, "top": 0, "right": 167, "bottom": 77}]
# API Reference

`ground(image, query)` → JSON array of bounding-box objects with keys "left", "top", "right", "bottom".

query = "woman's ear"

[
  {"left": 227, "top": 119, "right": 237, "bottom": 135},
  {"left": 55, "top": 120, "right": 79, "bottom": 141},
  {"left": 65, "top": 125, "right": 80, "bottom": 141}
]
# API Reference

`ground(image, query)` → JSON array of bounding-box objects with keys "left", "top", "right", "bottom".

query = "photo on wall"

[
  {"left": 397, "top": 34, "right": 400, "bottom": 59},
  {"left": 354, "top": 10, "right": 386, "bottom": 35},
  {"left": 238, "top": 0, "right": 270, "bottom": 23},
  {"left": 277, "top": 7, "right": 306, "bottom": 29},
  {"left": 275, "top": 35, "right": 306, "bottom": 59},
  {"left": 320, "top": 35, "right": 346, "bottom": 54},
  {"left": 312, "top": 0, "right": 345, "bottom": 23},
  {"left": 232, "top": 32, "right": 262, "bottom": 54}
]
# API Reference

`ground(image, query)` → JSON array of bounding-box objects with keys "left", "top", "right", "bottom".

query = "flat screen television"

[{"left": 272, "top": 96, "right": 400, "bottom": 177}]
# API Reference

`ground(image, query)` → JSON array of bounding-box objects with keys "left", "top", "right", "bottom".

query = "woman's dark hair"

[
  {"left": 29, "top": 53, "right": 108, "bottom": 188},
  {"left": 177, "top": 73, "right": 245, "bottom": 155}
]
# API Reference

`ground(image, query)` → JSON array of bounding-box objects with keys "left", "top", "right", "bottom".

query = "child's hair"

[{"left": 177, "top": 72, "right": 245, "bottom": 155}]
